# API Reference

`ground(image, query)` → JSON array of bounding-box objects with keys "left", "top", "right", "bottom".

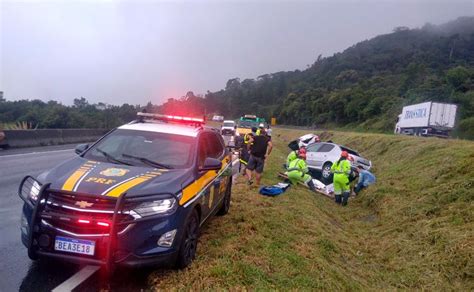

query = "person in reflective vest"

[
  {"left": 286, "top": 146, "right": 305, "bottom": 169},
  {"left": 331, "top": 151, "right": 352, "bottom": 206},
  {"left": 286, "top": 148, "right": 316, "bottom": 191},
  {"left": 240, "top": 127, "right": 257, "bottom": 172}
]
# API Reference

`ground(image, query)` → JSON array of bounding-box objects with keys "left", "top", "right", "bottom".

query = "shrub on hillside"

[{"left": 456, "top": 117, "right": 474, "bottom": 140}]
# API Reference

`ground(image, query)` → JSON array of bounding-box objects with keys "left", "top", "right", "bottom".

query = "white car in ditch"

[{"left": 305, "top": 142, "right": 372, "bottom": 183}]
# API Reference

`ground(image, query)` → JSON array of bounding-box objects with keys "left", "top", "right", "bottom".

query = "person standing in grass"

[
  {"left": 354, "top": 165, "right": 376, "bottom": 195},
  {"left": 246, "top": 128, "right": 272, "bottom": 187},
  {"left": 331, "top": 151, "right": 352, "bottom": 206}
]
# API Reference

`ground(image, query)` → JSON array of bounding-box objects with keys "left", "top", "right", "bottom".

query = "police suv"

[{"left": 19, "top": 113, "right": 233, "bottom": 270}]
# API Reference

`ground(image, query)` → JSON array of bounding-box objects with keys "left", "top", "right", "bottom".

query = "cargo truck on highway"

[{"left": 394, "top": 101, "right": 457, "bottom": 137}]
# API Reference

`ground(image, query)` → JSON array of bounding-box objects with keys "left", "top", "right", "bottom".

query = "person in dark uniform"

[{"left": 246, "top": 128, "right": 273, "bottom": 187}]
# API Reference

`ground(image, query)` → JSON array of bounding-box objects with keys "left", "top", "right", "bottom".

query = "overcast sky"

[{"left": 1, "top": 0, "right": 473, "bottom": 105}]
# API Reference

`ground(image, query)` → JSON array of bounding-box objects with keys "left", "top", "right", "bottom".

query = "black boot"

[
  {"left": 342, "top": 192, "right": 350, "bottom": 206},
  {"left": 335, "top": 195, "right": 342, "bottom": 204}
]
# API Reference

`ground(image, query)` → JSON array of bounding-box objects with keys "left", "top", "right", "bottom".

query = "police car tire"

[
  {"left": 176, "top": 209, "right": 200, "bottom": 269},
  {"left": 217, "top": 176, "right": 232, "bottom": 216}
]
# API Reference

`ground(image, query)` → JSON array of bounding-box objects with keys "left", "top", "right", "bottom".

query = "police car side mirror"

[
  {"left": 199, "top": 157, "right": 222, "bottom": 171},
  {"left": 75, "top": 143, "right": 89, "bottom": 155}
]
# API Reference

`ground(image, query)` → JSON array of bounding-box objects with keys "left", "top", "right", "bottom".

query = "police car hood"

[{"left": 42, "top": 157, "right": 192, "bottom": 197}]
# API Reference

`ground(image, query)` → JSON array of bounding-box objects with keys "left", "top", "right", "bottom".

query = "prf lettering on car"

[{"left": 85, "top": 177, "right": 117, "bottom": 185}]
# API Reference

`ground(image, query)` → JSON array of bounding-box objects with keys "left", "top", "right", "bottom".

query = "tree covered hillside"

[
  {"left": 206, "top": 16, "right": 474, "bottom": 138},
  {"left": 1, "top": 17, "right": 473, "bottom": 138}
]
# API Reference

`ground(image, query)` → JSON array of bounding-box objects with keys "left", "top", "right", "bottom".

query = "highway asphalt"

[
  {"left": 0, "top": 145, "right": 80, "bottom": 291},
  {"left": 0, "top": 135, "right": 237, "bottom": 291}
]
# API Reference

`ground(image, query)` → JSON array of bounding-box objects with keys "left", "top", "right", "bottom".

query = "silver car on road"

[{"left": 306, "top": 142, "right": 372, "bottom": 183}]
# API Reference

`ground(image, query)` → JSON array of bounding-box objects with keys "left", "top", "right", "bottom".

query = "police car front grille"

[{"left": 43, "top": 191, "right": 133, "bottom": 235}]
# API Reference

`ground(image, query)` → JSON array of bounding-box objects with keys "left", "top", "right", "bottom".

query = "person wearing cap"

[
  {"left": 331, "top": 151, "right": 352, "bottom": 206},
  {"left": 286, "top": 148, "right": 316, "bottom": 191},
  {"left": 354, "top": 165, "right": 376, "bottom": 195},
  {"left": 256, "top": 123, "right": 265, "bottom": 136}
]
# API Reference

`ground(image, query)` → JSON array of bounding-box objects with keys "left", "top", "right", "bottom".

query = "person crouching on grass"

[
  {"left": 246, "top": 128, "right": 273, "bottom": 187},
  {"left": 286, "top": 148, "right": 317, "bottom": 191},
  {"left": 354, "top": 165, "right": 376, "bottom": 195}
]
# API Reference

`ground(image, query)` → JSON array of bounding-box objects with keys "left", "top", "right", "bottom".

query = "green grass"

[{"left": 150, "top": 129, "right": 474, "bottom": 290}]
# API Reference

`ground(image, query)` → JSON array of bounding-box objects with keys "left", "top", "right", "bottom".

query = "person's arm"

[
  {"left": 343, "top": 161, "right": 351, "bottom": 175},
  {"left": 300, "top": 159, "right": 309, "bottom": 174},
  {"left": 247, "top": 135, "right": 254, "bottom": 151},
  {"left": 265, "top": 140, "right": 273, "bottom": 158}
]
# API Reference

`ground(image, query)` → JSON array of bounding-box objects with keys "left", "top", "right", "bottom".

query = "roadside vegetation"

[
  {"left": 149, "top": 128, "right": 473, "bottom": 290},
  {"left": 2, "top": 17, "right": 474, "bottom": 139}
]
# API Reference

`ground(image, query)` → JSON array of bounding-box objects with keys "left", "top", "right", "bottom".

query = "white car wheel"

[{"left": 322, "top": 163, "right": 332, "bottom": 178}]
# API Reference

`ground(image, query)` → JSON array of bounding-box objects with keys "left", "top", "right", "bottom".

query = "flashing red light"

[
  {"left": 97, "top": 222, "right": 110, "bottom": 227},
  {"left": 78, "top": 219, "right": 90, "bottom": 224},
  {"left": 137, "top": 112, "right": 204, "bottom": 124}
]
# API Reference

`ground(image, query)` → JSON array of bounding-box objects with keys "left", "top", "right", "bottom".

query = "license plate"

[{"left": 54, "top": 236, "right": 95, "bottom": 256}]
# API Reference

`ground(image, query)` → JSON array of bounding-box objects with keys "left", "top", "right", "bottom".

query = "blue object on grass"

[{"left": 259, "top": 183, "right": 290, "bottom": 196}]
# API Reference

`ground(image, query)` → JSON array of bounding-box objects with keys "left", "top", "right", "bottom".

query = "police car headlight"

[
  {"left": 21, "top": 177, "right": 42, "bottom": 202},
  {"left": 29, "top": 180, "right": 41, "bottom": 201},
  {"left": 130, "top": 198, "right": 177, "bottom": 218}
]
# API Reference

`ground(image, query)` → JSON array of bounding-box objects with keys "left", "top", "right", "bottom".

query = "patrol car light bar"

[{"left": 137, "top": 112, "right": 205, "bottom": 124}]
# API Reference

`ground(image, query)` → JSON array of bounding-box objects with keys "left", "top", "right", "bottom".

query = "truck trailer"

[{"left": 394, "top": 101, "right": 457, "bottom": 137}]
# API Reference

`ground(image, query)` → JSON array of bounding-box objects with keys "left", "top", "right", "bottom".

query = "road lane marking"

[
  {"left": 52, "top": 265, "right": 100, "bottom": 292},
  {"left": 0, "top": 148, "right": 73, "bottom": 158}
]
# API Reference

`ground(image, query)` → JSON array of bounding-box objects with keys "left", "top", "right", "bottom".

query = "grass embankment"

[{"left": 150, "top": 129, "right": 473, "bottom": 290}]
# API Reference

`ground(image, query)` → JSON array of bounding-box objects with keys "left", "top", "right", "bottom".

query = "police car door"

[{"left": 197, "top": 132, "right": 225, "bottom": 219}]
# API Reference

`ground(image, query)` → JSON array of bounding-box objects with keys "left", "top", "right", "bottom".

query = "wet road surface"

[
  {"left": 0, "top": 145, "right": 79, "bottom": 291},
  {"left": 0, "top": 135, "right": 238, "bottom": 291}
]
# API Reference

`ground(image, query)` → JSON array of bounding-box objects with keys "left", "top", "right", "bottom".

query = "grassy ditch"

[{"left": 150, "top": 129, "right": 473, "bottom": 290}]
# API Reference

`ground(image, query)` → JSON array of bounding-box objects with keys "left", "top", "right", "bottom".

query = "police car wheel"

[
  {"left": 217, "top": 176, "right": 232, "bottom": 216},
  {"left": 177, "top": 209, "right": 200, "bottom": 269}
]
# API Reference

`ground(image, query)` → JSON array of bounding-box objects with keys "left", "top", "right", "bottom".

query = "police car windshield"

[{"left": 84, "top": 129, "right": 195, "bottom": 169}]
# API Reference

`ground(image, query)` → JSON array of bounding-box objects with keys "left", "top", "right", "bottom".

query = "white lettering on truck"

[{"left": 405, "top": 108, "right": 427, "bottom": 119}]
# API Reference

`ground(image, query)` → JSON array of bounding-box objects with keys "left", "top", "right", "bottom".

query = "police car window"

[
  {"left": 84, "top": 129, "right": 195, "bottom": 168},
  {"left": 318, "top": 144, "right": 335, "bottom": 152},
  {"left": 199, "top": 132, "right": 224, "bottom": 160},
  {"left": 206, "top": 133, "right": 224, "bottom": 159},
  {"left": 197, "top": 136, "right": 207, "bottom": 167}
]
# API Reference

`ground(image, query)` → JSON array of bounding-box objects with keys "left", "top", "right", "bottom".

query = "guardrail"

[{"left": 0, "top": 129, "right": 110, "bottom": 149}]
